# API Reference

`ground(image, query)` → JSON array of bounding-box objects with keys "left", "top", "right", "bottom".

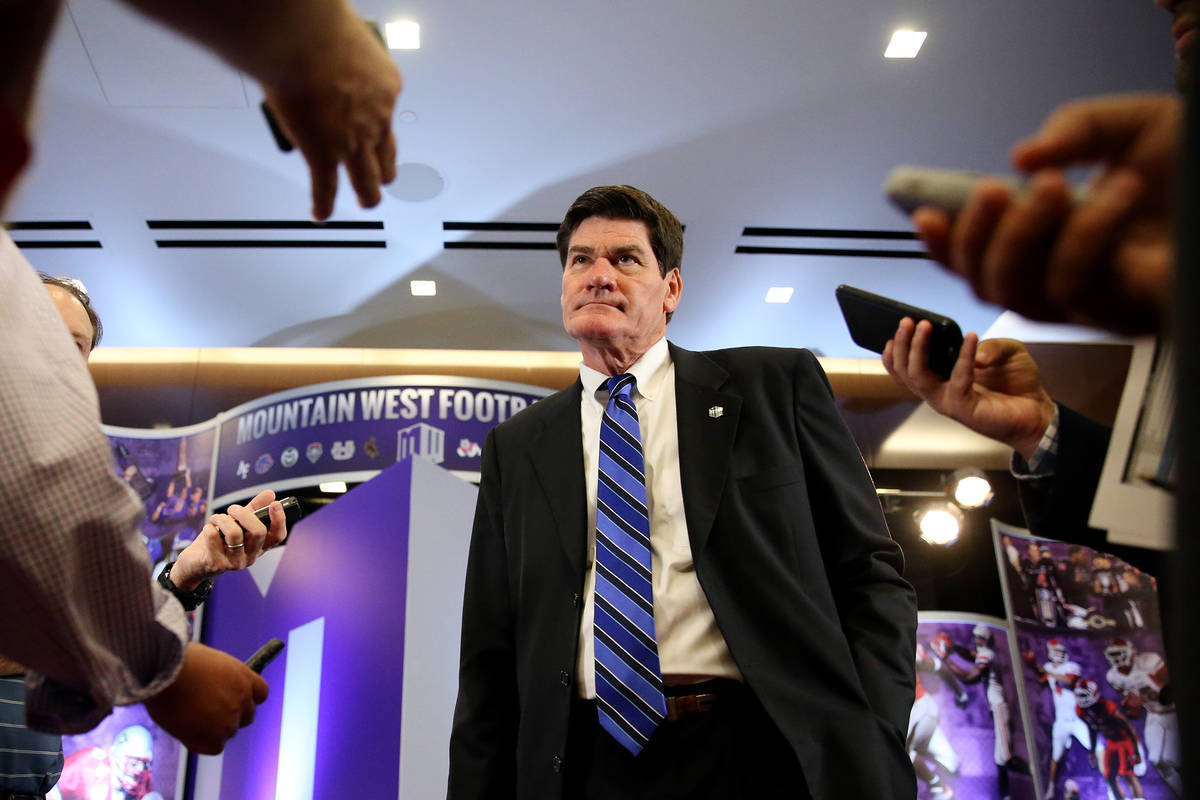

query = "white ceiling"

[{"left": 8, "top": 0, "right": 1177, "bottom": 356}]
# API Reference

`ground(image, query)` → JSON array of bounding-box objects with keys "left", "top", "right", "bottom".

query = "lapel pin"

[{"left": 708, "top": 406, "right": 724, "bottom": 419}]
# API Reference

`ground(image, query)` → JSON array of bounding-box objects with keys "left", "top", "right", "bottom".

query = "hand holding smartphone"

[
  {"left": 253, "top": 496, "right": 303, "bottom": 528},
  {"left": 835, "top": 285, "right": 963, "bottom": 380},
  {"left": 884, "top": 165, "right": 1089, "bottom": 218},
  {"left": 245, "top": 638, "right": 285, "bottom": 674}
]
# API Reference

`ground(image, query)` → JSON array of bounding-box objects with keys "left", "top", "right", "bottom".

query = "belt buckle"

[{"left": 665, "top": 691, "right": 718, "bottom": 721}]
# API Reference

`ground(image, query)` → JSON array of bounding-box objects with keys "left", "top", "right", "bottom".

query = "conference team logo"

[{"left": 281, "top": 447, "right": 299, "bottom": 468}]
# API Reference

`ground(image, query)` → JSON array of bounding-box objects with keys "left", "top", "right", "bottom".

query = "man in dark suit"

[{"left": 448, "top": 185, "right": 918, "bottom": 799}]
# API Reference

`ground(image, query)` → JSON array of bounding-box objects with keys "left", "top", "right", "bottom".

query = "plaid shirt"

[
  {"left": 1011, "top": 404, "right": 1060, "bottom": 479},
  {"left": 0, "top": 232, "right": 187, "bottom": 734}
]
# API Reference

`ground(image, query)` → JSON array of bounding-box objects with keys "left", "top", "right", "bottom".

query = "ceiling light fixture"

[
  {"left": 386, "top": 20, "right": 421, "bottom": 50},
  {"left": 885, "top": 29, "right": 927, "bottom": 59},
  {"left": 410, "top": 280, "right": 437, "bottom": 296},
  {"left": 765, "top": 286, "right": 794, "bottom": 304},
  {"left": 319, "top": 481, "right": 348, "bottom": 494}
]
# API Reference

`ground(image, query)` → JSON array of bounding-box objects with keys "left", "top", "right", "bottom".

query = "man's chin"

[{"left": 564, "top": 311, "right": 624, "bottom": 341}]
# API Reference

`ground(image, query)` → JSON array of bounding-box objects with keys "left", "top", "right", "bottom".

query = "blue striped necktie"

[{"left": 594, "top": 373, "right": 666, "bottom": 755}]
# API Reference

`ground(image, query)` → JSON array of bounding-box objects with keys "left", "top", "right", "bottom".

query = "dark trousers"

[{"left": 563, "top": 681, "right": 810, "bottom": 800}]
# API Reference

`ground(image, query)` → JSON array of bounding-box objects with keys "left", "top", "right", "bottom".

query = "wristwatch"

[{"left": 157, "top": 560, "right": 213, "bottom": 612}]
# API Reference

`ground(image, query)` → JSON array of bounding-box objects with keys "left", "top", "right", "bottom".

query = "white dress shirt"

[{"left": 575, "top": 337, "right": 741, "bottom": 698}]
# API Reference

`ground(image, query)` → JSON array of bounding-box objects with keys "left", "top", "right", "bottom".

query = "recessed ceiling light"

[
  {"left": 386, "top": 20, "right": 421, "bottom": 50},
  {"left": 885, "top": 29, "right": 927, "bottom": 59},
  {"left": 765, "top": 286, "right": 794, "bottom": 304},
  {"left": 410, "top": 279, "right": 437, "bottom": 296}
]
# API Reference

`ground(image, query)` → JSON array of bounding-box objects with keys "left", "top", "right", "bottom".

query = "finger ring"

[{"left": 225, "top": 542, "right": 245, "bottom": 550}]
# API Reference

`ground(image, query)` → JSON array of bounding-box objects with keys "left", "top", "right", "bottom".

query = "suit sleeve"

[
  {"left": 447, "top": 427, "right": 518, "bottom": 800},
  {"left": 1018, "top": 403, "right": 1111, "bottom": 549},
  {"left": 793, "top": 350, "right": 917, "bottom": 736}
]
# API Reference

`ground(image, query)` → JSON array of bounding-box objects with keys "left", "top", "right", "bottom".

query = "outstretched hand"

[
  {"left": 262, "top": 12, "right": 402, "bottom": 220},
  {"left": 911, "top": 93, "right": 1180, "bottom": 335},
  {"left": 883, "top": 318, "right": 1055, "bottom": 461},
  {"left": 171, "top": 489, "right": 289, "bottom": 591},
  {"left": 144, "top": 642, "right": 269, "bottom": 755}
]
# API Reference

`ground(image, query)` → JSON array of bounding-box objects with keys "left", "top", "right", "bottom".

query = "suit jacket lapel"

[
  {"left": 670, "top": 343, "right": 740, "bottom": 556},
  {"left": 529, "top": 381, "right": 588, "bottom": 573}
]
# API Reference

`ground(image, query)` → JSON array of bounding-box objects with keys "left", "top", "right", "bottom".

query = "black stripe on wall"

[
  {"left": 742, "top": 227, "right": 917, "bottom": 240},
  {"left": 735, "top": 245, "right": 928, "bottom": 259},
  {"left": 156, "top": 240, "right": 386, "bottom": 249},
  {"left": 443, "top": 221, "right": 559, "bottom": 232},
  {"left": 6, "top": 221, "right": 93, "bottom": 230},
  {"left": 148, "top": 220, "right": 383, "bottom": 230},
  {"left": 443, "top": 241, "right": 558, "bottom": 251},
  {"left": 15, "top": 240, "right": 103, "bottom": 249}
]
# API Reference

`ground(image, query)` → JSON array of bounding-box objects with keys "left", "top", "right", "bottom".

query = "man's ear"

[{"left": 664, "top": 268, "right": 682, "bottom": 314}]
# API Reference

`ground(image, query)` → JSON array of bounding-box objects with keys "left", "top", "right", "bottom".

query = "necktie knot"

[{"left": 606, "top": 373, "right": 636, "bottom": 403}]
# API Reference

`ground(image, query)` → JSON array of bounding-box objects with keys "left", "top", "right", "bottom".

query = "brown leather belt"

[
  {"left": 665, "top": 691, "right": 720, "bottom": 720},
  {"left": 662, "top": 678, "right": 743, "bottom": 721}
]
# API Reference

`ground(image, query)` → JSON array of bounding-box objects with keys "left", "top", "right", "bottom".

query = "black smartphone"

[
  {"left": 835, "top": 284, "right": 963, "bottom": 380},
  {"left": 253, "top": 496, "right": 302, "bottom": 528},
  {"left": 245, "top": 638, "right": 285, "bottom": 673}
]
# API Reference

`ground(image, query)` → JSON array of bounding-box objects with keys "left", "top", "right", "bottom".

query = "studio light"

[
  {"left": 916, "top": 502, "right": 963, "bottom": 546},
  {"left": 949, "top": 467, "right": 994, "bottom": 509}
]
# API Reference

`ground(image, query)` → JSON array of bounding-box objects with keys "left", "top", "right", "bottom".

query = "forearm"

[{"left": 117, "top": 0, "right": 360, "bottom": 91}]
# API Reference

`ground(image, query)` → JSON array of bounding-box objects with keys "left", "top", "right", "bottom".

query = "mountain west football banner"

[{"left": 210, "top": 376, "right": 551, "bottom": 504}]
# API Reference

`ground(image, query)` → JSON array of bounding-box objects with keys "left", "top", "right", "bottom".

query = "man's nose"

[{"left": 586, "top": 259, "right": 617, "bottom": 288}]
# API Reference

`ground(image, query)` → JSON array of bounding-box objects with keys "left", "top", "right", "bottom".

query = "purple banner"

[{"left": 211, "top": 376, "right": 550, "bottom": 503}]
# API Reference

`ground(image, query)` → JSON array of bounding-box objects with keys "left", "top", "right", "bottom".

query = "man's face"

[
  {"left": 560, "top": 217, "right": 681, "bottom": 355},
  {"left": 44, "top": 284, "right": 94, "bottom": 359},
  {"left": 1158, "top": 0, "right": 1199, "bottom": 85}
]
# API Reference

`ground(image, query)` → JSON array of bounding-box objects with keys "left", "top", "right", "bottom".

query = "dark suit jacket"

[
  {"left": 448, "top": 344, "right": 917, "bottom": 799},
  {"left": 1017, "top": 403, "right": 1112, "bottom": 552},
  {"left": 1017, "top": 404, "right": 1167, "bottom": 579}
]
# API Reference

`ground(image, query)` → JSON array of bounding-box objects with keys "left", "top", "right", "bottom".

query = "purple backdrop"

[{"left": 202, "top": 458, "right": 416, "bottom": 799}]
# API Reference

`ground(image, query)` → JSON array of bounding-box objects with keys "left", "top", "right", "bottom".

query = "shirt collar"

[{"left": 579, "top": 337, "right": 671, "bottom": 404}]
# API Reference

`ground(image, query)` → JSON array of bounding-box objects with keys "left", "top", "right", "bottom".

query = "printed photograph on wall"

[
  {"left": 914, "top": 613, "right": 1037, "bottom": 800},
  {"left": 994, "top": 522, "right": 1181, "bottom": 800},
  {"left": 107, "top": 423, "right": 217, "bottom": 578}
]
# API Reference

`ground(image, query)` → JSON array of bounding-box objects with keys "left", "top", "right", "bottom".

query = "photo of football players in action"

[
  {"left": 109, "top": 425, "right": 217, "bottom": 575},
  {"left": 915, "top": 615, "right": 1037, "bottom": 800},
  {"left": 995, "top": 522, "right": 1178, "bottom": 800}
]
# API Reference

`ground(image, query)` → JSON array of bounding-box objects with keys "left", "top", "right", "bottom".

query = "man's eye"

[{"left": 617, "top": 255, "right": 637, "bottom": 265}]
